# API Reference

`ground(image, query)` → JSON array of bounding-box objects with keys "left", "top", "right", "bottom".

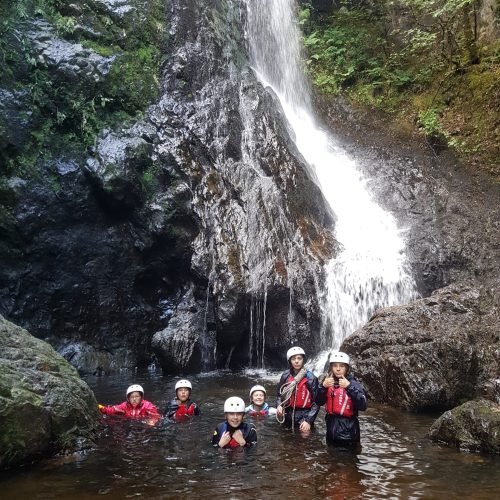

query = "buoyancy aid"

[
  {"left": 326, "top": 386, "right": 354, "bottom": 417},
  {"left": 175, "top": 402, "right": 197, "bottom": 419},
  {"left": 246, "top": 402, "right": 270, "bottom": 416},
  {"left": 287, "top": 374, "right": 313, "bottom": 409},
  {"left": 219, "top": 423, "right": 244, "bottom": 448}
]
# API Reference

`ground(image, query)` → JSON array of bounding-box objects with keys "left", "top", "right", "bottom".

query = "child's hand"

[
  {"left": 218, "top": 431, "right": 231, "bottom": 448},
  {"left": 338, "top": 375, "right": 350, "bottom": 389},
  {"left": 323, "top": 376, "right": 335, "bottom": 388},
  {"left": 277, "top": 405, "right": 284, "bottom": 417},
  {"left": 232, "top": 429, "right": 246, "bottom": 446},
  {"left": 299, "top": 420, "right": 311, "bottom": 432}
]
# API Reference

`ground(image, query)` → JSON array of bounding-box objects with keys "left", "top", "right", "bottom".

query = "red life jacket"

[
  {"left": 287, "top": 374, "right": 312, "bottom": 409},
  {"left": 247, "top": 408, "right": 268, "bottom": 416},
  {"left": 326, "top": 386, "right": 354, "bottom": 417},
  {"left": 227, "top": 437, "right": 241, "bottom": 448},
  {"left": 175, "top": 402, "right": 196, "bottom": 421}
]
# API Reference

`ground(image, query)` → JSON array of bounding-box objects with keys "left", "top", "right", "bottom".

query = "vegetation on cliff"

[
  {"left": 0, "top": 0, "right": 166, "bottom": 178},
  {"left": 300, "top": 0, "right": 499, "bottom": 179}
]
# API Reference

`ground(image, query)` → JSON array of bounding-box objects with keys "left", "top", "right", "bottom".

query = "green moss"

[{"left": 0, "top": 0, "right": 166, "bottom": 183}]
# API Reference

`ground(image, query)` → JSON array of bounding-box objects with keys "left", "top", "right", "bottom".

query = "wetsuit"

[
  {"left": 164, "top": 398, "right": 200, "bottom": 421},
  {"left": 212, "top": 421, "right": 257, "bottom": 448},
  {"left": 276, "top": 369, "right": 320, "bottom": 427},
  {"left": 316, "top": 373, "right": 367, "bottom": 445}
]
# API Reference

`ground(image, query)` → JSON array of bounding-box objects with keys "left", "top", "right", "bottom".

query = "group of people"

[{"left": 98, "top": 347, "right": 367, "bottom": 449}]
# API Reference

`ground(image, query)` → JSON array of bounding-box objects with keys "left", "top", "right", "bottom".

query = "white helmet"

[
  {"left": 224, "top": 396, "right": 245, "bottom": 413},
  {"left": 329, "top": 351, "right": 350, "bottom": 365},
  {"left": 249, "top": 384, "right": 266, "bottom": 399},
  {"left": 126, "top": 384, "right": 144, "bottom": 398},
  {"left": 175, "top": 379, "right": 192, "bottom": 391},
  {"left": 287, "top": 346, "right": 306, "bottom": 361}
]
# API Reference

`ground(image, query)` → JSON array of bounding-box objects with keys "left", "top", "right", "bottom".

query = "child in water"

[
  {"left": 246, "top": 384, "right": 277, "bottom": 416},
  {"left": 276, "top": 346, "right": 319, "bottom": 432},
  {"left": 98, "top": 384, "right": 161, "bottom": 425},
  {"left": 212, "top": 397, "right": 257, "bottom": 448},
  {"left": 316, "top": 352, "right": 367, "bottom": 446},
  {"left": 164, "top": 379, "right": 200, "bottom": 421}
]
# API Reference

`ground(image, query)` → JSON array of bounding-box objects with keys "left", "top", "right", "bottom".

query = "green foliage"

[
  {"left": 303, "top": 10, "right": 386, "bottom": 93},
  {"left": 417, "top": 107, "right": 443, "bottom": 136},
  {"left": 301, "top": 0, "right": 499, "bottom": 168},
  {"left": 0, "top": 0, "right": 166, "bottom": 180}
]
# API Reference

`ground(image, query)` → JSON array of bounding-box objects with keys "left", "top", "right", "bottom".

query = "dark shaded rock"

[
  {"left": 1, "top": 0, "right": 334, "bottom": 375},
  {"left": 152, "top": 287, "right": 204, "bottom": 374},
  {"left": 342, "top": 283, "right": 500, "bottom": 411},
  {"left": 430, "top": 399, "right": 500, "bottom": 453},
  {"left": 0, "top": 315, "right": 101, "bottom": 470}
]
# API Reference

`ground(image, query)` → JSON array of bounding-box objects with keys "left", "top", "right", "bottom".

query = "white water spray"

[{"left": 246, "top": 0, "right": 418, "bottom": 370}]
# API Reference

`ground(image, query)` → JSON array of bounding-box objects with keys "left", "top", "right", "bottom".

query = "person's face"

[
  {"left": 177, "top": 387, "right": 190, "bottom": 403},
  {"left": 331, "top": 362, "right": 348, "bottom": 378},
  {"left": 251, "top": 390, "right": 265, "bottom": 406},
  {"left": 128, "top": 392, "right": 142, "bottom": 407},
  {"left": 225, "top": 412, "right": 244, "bottom": 428},
  {"left": 290, "top": 354, "right": 304, "bottom": 371}
]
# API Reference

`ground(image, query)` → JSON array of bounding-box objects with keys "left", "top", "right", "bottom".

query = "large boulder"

[
  {"left": 0, "top": 316, "right": 101, "bottom": 470},
  {"left": 430, "top": 399, "right": 500, "bottom": 453},
  {"left": 342, "top": 283, "right": 500, "bottom": 411}
]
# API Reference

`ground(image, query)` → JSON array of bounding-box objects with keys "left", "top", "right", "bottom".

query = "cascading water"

[{"left": 245, "top": 0, "right": 418, "bottom": 369}]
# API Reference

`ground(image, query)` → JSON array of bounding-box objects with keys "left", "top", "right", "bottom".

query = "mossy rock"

[
  {"left": 429, "top": 399, "right": 500, "bottom": 453},
  {"left": 0, "top": 315, "right": 101, "bottom": 470}
]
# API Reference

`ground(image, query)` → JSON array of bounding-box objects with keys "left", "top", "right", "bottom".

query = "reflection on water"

[{"left": 2, "top": 373, "right": 500, "bottom": 499}]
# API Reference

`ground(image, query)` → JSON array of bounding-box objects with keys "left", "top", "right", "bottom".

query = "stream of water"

[
  {"left": 2, "top": 373, "right": 500, "bottom": 499},
  {"left": 246, "top": 0, "right": 418, "bottom": 368}
]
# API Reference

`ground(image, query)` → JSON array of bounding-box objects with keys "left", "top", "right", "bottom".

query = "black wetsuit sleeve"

[
  {"left": 346, "top": 379, "right": 368, "bottom": 411},
  {"left": 316, "top": 385, "right": 328, "bottom": 406},
  {"left": 165, "top": 400, "right": 179, "bottom": 419},
  {"left": 304, "top": 374, "right": 320, "bottom": 424},
  {"left": 276, "top": 371, "right": 288, "bottom": 407},
  {"left": 212, "top": 424, "right": 222, "bottom": 446},
  {"left": 193, "top": 402, "right": 201, "bottom": 415},
  {"left": 244, "top": 424, "right": 257, "bottom": 447}
]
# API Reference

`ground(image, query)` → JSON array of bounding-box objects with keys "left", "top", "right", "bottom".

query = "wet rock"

[
  {"left": 28, "top": 20, "right": 115, "bottom": 82},
  {"left": 0, "top": 315, "right": 101, "bottom": 470},
  {"left": 55, "top": 340, "right": 131, "bottom": 376},
  {"left": 84, "top": 125, "right": 155, "bottom": 210},
  {"left": 0, "top": 89, "right": 31, "bottom": 151},
  {"left": 429, "top": 399, "right": 500, "bottom": 453},
  {"left": 148, "top": 0, "right": 335, "bottom": 372},
  {"left": 342, "top": 283, "right": 500, "bottom": 411},
  {"left": 151, "top": 287, "right": 204, "bottom": 374}
]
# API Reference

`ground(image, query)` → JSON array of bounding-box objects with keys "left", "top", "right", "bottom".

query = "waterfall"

[{"left": 245, "top": 0, "right": 418, "bottom": 368}]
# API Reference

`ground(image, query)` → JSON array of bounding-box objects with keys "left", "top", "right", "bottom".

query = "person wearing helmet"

[
  {"left": 98, "top": 384, "right": 160, "bottom": 424},
  {"left": 276, "top": 346, "right": 319, "bottom": 432},
  {"left": 316, "top": 351, "right": 367, "bottom": 446},
  {"left": 245, "top": 384, "right": 277, "bottom": 416},
  {"left": 164, "top": 379, "right": 200, "bottom": 421},
  {"left": 212, "top": 397, "right": 257, "bottom": 448}
]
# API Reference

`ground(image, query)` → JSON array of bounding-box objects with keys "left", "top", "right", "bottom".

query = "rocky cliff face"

[
  {"left": 0, "top": 0, "right": 333, "bottom": 373},
  {"left": 144, "top": 0, "right": 335, "bottom": 371}
]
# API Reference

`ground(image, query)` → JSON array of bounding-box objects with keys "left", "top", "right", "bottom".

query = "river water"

[{"left": 2, "top": 372, "right": 500, "bottom": 499}]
